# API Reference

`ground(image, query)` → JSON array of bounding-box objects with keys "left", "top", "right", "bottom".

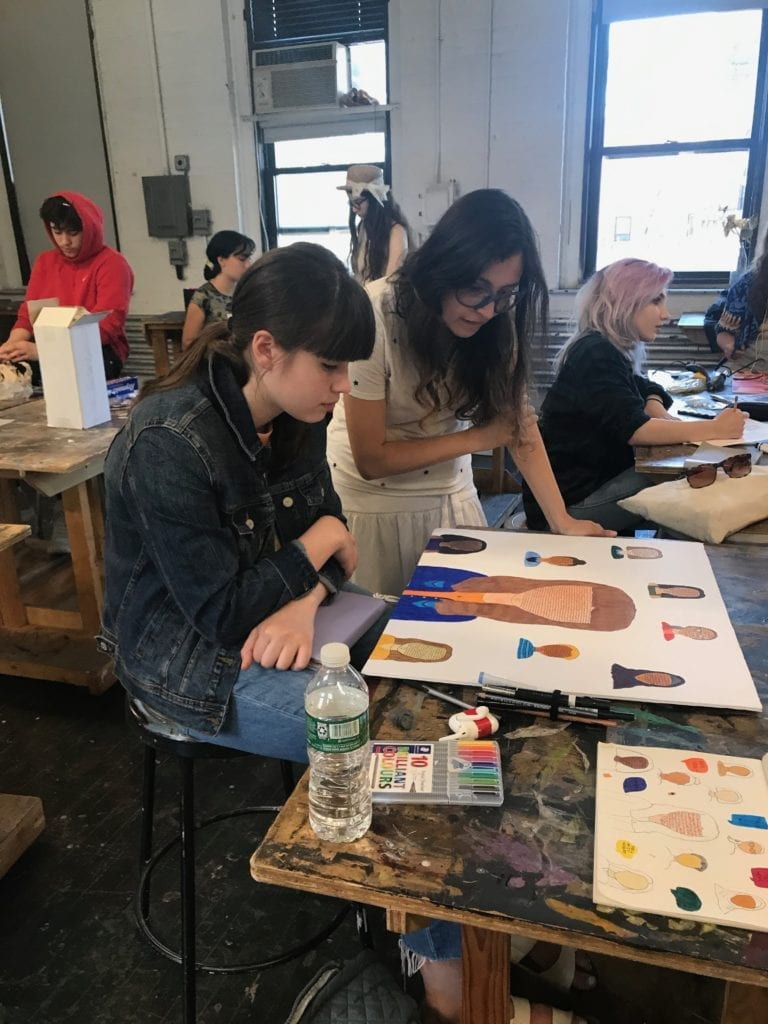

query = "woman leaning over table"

[
  {"left": 327, "top": 188, "right": 612, "bottom": 596},
  {"left": 523, "top": 258, "right": 748, "bottom": 533}
]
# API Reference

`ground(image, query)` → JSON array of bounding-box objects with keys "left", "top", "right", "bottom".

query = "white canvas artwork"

[
  {"left": 593, "top": 743, "right": 768, "bottom": 932},
  {"left": 363, "top": 530, "right": 761, "bottom": 712}
]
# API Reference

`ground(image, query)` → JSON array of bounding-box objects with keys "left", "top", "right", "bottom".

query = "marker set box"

[{"left": 369, "top": 739, "right": 503, "bottom": 806}]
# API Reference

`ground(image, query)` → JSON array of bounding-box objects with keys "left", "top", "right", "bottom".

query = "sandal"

[
  {"left": 515, "top": 943, "right": 597, "bottom": 994},
  {"left": 511, "top": 996, "right": 592, "bottom": 1024}
]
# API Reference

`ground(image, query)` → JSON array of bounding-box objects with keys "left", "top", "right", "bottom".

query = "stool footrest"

[{"left": 135, "top": 806, "right": 349, "bottom": 973}]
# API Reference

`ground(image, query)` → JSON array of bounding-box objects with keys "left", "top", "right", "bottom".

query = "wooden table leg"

[
  {"left": 62, "top": 480, "right": 103, "bottom": 635},
  {"left": 462, "top": 926, "right": 509, "bottom": 1024},
  {"left": 148, "top": 327, "right": 171, "bottom": 377},
  {"left": 720, "top": 980, "right": 768, "bottom": 1023},
  {"left": 0, "top": 548, "right": 27, "bottom": 627},
  {"left": 0, "top": 478, "right": 19, "bottom": 523},
  {"left": 86, "top": 477, "right": 105, "bottom": 567}
]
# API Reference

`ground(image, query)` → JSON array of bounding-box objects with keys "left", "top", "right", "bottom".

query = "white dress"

[{"left": 327, "top": 278, "right": 486, "bottom": 595}]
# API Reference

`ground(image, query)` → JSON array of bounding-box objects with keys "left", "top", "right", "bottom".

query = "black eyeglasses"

[
  {"left": 455, "top": 282, "right": 524, "bottom": 315},
  {"left": 684, "top": 452, "right": 752, "bottom": 489}
]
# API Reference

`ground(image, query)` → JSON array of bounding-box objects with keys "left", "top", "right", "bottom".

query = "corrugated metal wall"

[
  {"left": 530, "top": 321, "right": 716, "bottom": 401},
  {"left": 123, "top": 316, "right": 158, "bottom": 380}
]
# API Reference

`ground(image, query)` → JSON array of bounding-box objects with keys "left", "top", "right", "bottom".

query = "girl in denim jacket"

[{"left": 101, "top": 244, "right": 382, "bottom": 763}]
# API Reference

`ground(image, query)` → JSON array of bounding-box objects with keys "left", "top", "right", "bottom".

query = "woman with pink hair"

[{"left": 523, "top": 258, "right": 747, "bottom": 532}]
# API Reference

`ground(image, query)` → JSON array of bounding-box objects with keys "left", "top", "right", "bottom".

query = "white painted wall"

[
  {"left": 0, "top": 0, "right": 765, "bottom": 319},
  {"left": 88, "top": 0, "right": 261, "bottom": 313},
  {"left": 389, "top": 0, "right": 591, "bottom": 312},
  {"left": 0, "top": 0, "right": 115, "bottom": 280}
]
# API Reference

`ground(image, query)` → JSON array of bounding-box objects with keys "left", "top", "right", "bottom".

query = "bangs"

[
  {"left": 231, "top": 240, "right": 256, "bottom": 259},
  {"left": 302, "top": 279, "right": 375, "bottom": 362}
]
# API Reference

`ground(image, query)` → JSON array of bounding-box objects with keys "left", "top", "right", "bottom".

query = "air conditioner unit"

[{"left": 252, "top": 42, "right": 350, "bottom": 114}]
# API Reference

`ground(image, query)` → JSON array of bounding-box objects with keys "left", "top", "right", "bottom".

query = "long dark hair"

[
  {"left": 203, "top": 230, "right": 256, "bottom": 281},
  {"left": 349, "top": 191, "right": 411, "bottom": 282},
  {"left": 392, "top": 189, "right": 548, "bottom": 438},
  {"left": 141, "top": 243, "right": 375, "bottom": 402},
  {"left": 747, "top": 241, "right": 768, "bottom": 326}
]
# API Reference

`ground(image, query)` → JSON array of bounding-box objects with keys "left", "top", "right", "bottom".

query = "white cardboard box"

[{"left": 34, "top": 306, "right": 111, "bottom": 429}]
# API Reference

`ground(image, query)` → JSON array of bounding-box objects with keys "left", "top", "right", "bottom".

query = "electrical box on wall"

[
  {"left": 423, "top": 180, "right": 457, "bottom": 229},
  {"left": 142, "top": 175, "right": 192, "bottom": 238},
  {"left": 191, "top": 209, "right": 212, "bottom": 235},
  {"left": 168, "top": 239, "right": 187, "bottom": 266}
]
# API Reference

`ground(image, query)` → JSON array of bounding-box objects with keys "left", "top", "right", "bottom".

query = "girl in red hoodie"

[{"left": 0, "top": 191, "right": 134, "bottom": 378}]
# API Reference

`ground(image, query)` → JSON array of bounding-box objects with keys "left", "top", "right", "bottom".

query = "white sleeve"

[{"left": 347, "top": 285, "right": 390, "bottom": 401}]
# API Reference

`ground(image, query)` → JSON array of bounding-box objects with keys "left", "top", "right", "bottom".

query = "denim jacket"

[{"left": 98, "top": 355, "right": 345, "bottom": 734}]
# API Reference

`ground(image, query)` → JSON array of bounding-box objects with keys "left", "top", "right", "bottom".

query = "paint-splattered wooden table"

[
  {"left": 250, "top": 542, "right": 768, "bottom": 1024},
  {"left": 0, "top": 398, "right": 123, "bottom": 691}
]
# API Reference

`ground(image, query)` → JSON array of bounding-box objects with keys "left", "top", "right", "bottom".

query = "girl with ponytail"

[{"left": 101, "top": 243, "right": 381, "bottom": 761}]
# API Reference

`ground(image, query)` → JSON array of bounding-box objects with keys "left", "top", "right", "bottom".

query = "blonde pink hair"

[{"left": 555, "top": 258, "right": 673, "bottom": 372}]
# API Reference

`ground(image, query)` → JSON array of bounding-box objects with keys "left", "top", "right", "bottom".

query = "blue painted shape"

[
  {"left": 517, "top": 638, "right": 535, "bottom": 659},
  {"left": 729, "top": 814, "right": 768, "bottom": 830},
  {"left": 391, "top": 565, "right": 483, "bottom": 623},
  {"left": 623, "top": 777, "right": 647, "bottom": 793}
]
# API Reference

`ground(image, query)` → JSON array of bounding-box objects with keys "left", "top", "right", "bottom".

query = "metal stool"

[{"left": 127, "top": 699, "right": 349, "bottom": 1024}]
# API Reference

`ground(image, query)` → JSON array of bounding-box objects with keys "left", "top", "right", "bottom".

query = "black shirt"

[{"left": 523, "top": 332, "right": 672, "bottom": 530}]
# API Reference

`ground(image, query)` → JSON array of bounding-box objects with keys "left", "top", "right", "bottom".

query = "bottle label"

[{"left": 306, "top": 709, "right": 369, "bottom": 754}]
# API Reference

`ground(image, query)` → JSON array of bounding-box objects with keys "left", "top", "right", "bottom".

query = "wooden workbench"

[
  {"left": 0, "top": 399, "right": 123, "bottom": 691},
  {"left": 252, "top": 542, "right": 768, "bottom": 1024}
]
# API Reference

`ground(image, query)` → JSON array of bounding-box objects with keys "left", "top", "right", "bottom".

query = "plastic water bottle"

[{"left": 305, "top": 642, "right": 372, "bottom": 842}]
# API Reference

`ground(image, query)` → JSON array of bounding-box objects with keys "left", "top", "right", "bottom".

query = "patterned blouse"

[
  {"left": 715, "top": 270, "right": 764, "bottom": 351},
  {"left": 189, "top": 281, "right": 232, "bottom": 328}
]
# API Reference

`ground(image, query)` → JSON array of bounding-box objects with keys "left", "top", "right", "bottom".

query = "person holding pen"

[
  {"left": 523, "top": 258, "right": 748, "bottom": 533},
  {"left": 714, "top": 234, "right": 768, "bottom": 359}
]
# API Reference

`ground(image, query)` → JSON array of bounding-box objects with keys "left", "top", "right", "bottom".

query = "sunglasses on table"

[
  {"left": 684, "top": 452, "right": 752, "bottom": 488},
  {"left": 455, "top": 281, "right": 525, "bottom": 315}
]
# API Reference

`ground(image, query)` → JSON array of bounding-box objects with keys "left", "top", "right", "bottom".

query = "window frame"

[
  {"left": 580, "top": 6, "right": 768, "bottom": 287},
  {"left": 246, "top": 0, "right": 388, "bottom": 50},
  {"left": 259, "top": 149, "right": 390, "bottom": 251},
  {"left": 249, "top": 2, "right": 391, "bottom": 254}
]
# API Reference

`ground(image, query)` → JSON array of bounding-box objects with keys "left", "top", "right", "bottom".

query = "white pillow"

[{"left": 618, "top": 465, "right": 768, "bottom": 544}]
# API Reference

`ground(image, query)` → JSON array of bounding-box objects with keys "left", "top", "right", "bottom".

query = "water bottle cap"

[{"left": 320, "top": 642, "right": 351, "bottom": 668}]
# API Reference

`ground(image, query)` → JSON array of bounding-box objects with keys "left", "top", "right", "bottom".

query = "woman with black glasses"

[{"left": 327, "top": 188, "right": 610, "bottom": 594}]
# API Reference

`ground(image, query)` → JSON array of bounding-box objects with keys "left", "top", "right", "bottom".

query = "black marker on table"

[{"left": 478, "top": 672, "right": 616, "bottom": 710}]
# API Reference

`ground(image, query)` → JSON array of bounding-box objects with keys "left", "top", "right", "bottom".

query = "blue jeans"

[
  {"left": 567, "top": 467, "right": 657, "bottom": 532},
  {"left": 180, "top": 583, "right": 390, "bottom": 763},
  {"left": 399, "top": 920, "right": 462, "bottom": 973}
]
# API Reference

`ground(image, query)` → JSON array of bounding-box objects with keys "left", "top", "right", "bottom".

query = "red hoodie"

[{"left": 13, "top": 191, "right": 134, "bottom": 364}]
